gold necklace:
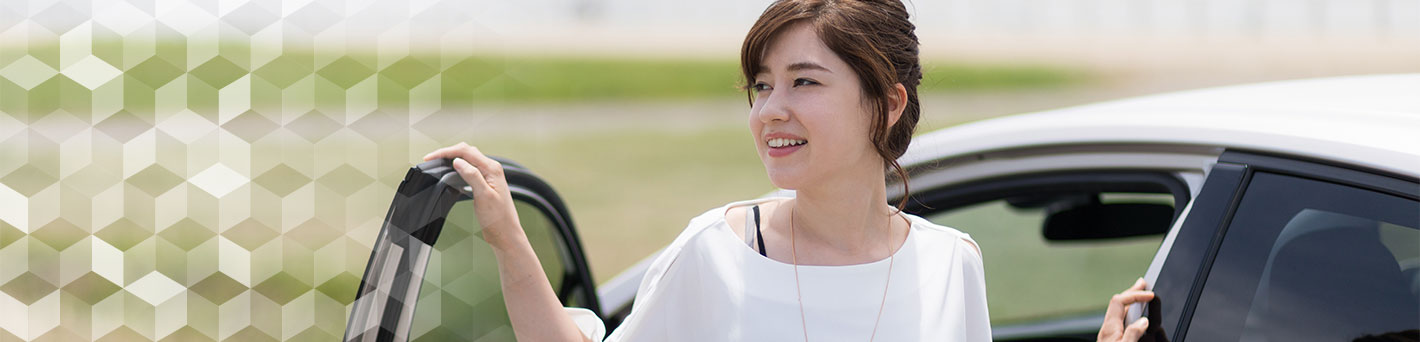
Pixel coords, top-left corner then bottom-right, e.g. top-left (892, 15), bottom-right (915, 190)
top-left (789, 203), bottom-right (896, 342)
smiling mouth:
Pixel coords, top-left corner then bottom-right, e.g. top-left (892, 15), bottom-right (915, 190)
top-left (767, 138), bottom-right (807, 148)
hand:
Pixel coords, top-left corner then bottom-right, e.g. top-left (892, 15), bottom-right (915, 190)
top-left (1098, 278), bottom-right (1156, 342)
top-left (423, 142), bottom-right (523, 249)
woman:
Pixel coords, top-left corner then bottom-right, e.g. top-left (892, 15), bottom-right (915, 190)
top-left (423, 0), bottom-right (1155, 341)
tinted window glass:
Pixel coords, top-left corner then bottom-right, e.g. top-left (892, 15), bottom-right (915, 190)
top-left (926, 193), bottom-right (1170, 324)
top-left (1186, 172), bottom-right (1420, 342)
top-left (407, 200), bottom-right (572, 341)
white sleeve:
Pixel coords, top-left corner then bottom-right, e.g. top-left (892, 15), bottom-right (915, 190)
top-left (565, 307), bottom-right (607, 341)
top-left (602, 210), bottom-right (723, 341)
top-left (563, 245), bottom-right (684, 342)
top-left (600, 242), bottom-right (689, 341)
top-left (562, 246), bottom-right (685, 342)
top-left (958, 235), bottom-right (993, 342)
top-left (569, 207), bottom-right (718, 341)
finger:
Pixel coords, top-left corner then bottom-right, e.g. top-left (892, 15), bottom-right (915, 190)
top-left (1122, 317), bottom-right (1149, 341)
top-left (1103, 288), bottom-right (1154, 330)
top-left (1118, 291), bottom-right (1156, 305)
top-left (1105, 291), bottom-right (1155, 324)
top-left (460, 148), bottom-right (503, 178)
top-left (1129, 278), bottom-right (1148, 291)
top-left (423, 142), bottom-right (471, 161)
top-left (1102, 293), bottom-right (1127, 331)
top-left (451, 158), bottom-right (492, 195)
top-left (424, 144), bottom-right (501, 179)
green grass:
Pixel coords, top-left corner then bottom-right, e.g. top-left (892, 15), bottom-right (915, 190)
top-left (4, 39), bottom-right (1089, 114)
top-left (464, 125), bottom-right (773, 283)
top-left (920, 63), bottom-right (1088, 91)
top-left (475, 56), bottom-right (744, 103)
top-left (463, 56), bottom-right (1088, 103)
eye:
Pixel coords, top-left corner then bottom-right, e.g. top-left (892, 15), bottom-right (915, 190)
top-left (751, 82), bottom-right (771, 92)
top-left (793, 78), bottom-right (819, 87)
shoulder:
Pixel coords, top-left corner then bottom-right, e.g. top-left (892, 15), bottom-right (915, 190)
top-left (902, 212), bottom-right (983, 259)
top-left (642, 199), bottom-right (772, 275)
top-left (629, 199), bottom-right (771, 302)
top-left (607, 202), bottom-right (744, 340)
top-left (723, 197), bottom-right (787, 240)
top-left (661, 204), bottom-right (734, 256)
top-left (900, 216), bottom-right (994, 340)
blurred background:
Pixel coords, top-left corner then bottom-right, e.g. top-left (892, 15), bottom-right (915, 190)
top-left (1, 0), bottom-right (1417, 340)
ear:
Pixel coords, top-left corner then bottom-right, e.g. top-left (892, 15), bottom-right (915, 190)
top-left (886, 83), bottom-right (908, 128)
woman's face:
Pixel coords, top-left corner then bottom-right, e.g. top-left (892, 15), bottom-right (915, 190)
top-left (749, 22), bottom-right (881, 190)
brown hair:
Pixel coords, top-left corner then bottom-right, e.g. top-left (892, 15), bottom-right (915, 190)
top-left (740, 0), bottom-right (922, 210)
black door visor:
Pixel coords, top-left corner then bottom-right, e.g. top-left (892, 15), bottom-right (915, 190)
top-left (343, 158), bottom-right (469, 342)
top-left (342, 157), bottom-right (601, 341)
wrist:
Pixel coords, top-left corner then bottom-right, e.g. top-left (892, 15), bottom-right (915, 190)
top-left (484, 226), bottom-right (529, 254)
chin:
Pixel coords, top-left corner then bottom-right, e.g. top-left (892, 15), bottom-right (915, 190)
top-left (763, 166), bottom-right (808, 191)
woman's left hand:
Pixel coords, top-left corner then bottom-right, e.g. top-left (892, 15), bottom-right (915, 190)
top-left (1098, 278), bottom-right (1155, 342)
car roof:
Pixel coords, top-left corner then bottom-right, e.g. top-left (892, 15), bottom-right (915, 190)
top-left (901, 73), bottom-right (1420, 178)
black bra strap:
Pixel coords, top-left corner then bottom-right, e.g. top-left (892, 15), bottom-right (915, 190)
top-left (752, 205), bottom-right (766, 257)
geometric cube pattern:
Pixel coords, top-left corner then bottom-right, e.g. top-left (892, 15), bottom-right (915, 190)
top-left (405, 201), bottom-right (569, 342)
top-left (0, 0), bottom-right (515, 340)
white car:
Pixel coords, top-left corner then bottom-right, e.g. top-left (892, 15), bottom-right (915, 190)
top-left (344, 74), bottom-right (1420, 342)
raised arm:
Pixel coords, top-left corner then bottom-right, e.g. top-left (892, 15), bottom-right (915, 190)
top-left (424, 143), bottom-right (593, 342)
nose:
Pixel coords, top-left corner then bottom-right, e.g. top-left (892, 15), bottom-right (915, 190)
top-left (753, 88), bottom-right (790, 124)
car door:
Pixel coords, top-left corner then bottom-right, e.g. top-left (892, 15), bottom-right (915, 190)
top-left (342, 158), bottom-right (599, 342)
top-left (900, 167), bottom-right (1193, 341)
top-left (1147, 151), bottom-right (1420, 342)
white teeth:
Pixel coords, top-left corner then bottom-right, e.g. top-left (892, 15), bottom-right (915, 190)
top-left (767, 138), bottom-right (807, 148)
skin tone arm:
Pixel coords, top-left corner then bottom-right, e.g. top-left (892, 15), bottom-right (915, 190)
top-left (424, 143), bottom-right (593, 342)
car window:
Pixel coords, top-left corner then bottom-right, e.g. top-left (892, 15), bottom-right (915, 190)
top-left (407, 200), bottom-right (575, 341)
top-left (925, 192), bottom-right (1171, 325)
top-left (1184, 172), bottom-right (1420, 342)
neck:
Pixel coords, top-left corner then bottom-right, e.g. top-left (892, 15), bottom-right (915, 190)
top-left (789, 165), bottom-right (895, 255)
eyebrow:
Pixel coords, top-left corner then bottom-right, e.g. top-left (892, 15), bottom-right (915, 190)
top-left (757, 61), bottom-right (833, 77)
top-left (786, 62), bottom-right (831, 73)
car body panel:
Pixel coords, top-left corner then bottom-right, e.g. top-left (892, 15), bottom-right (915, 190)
top-left (900, 74), bottom-right (1420, 179)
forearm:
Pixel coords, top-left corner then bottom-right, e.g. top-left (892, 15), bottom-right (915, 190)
top-left (491, 231), bottom-right (593, 342)
top-left (420, 145), bottom-right (593, 341)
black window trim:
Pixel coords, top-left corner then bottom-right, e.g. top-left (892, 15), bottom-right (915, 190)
top-left (901, 170), bottom-right (1192, 220)
top-left (1220, 150), bottom-right (1420, 201)
top-left (1168, 150), bottom-right (1420, 341)
top-left (1161, 162), bottom-right (1250, 342)
top-left (500, 161), bottom-right (602, 317)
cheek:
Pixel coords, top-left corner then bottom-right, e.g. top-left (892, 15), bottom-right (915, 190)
top-left (816, 120), bottom-right (866, 156)
top-left (748, 109), bottom-right (766, 152)
top-left (813, 97), bottom-right (875, 150)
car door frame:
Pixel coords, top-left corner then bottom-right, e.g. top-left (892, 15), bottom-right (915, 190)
top-left (343, 158), bottom-right (600, 342)
top-left (901, 169), bottom-right (1192, 341)
top-left (1146, 149), bottom-right (1420, 342)
top-left (502, 161), bottom-right (601, 310)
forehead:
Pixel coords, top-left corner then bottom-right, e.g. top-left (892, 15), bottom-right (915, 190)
top-left (758, 22), bottom-right (843, 73)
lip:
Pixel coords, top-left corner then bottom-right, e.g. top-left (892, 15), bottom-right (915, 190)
top-left (763, 132), bottom-right (807, 158)
top-left (767, 143), bottom-right (804, 157)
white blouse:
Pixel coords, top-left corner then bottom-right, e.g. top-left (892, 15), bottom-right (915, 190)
top-left (566, 198), bottom-right (992, 341)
